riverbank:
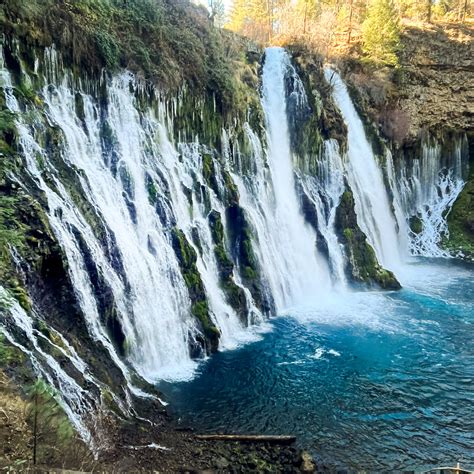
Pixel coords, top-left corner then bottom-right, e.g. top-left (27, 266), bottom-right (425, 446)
top-left (0, 370), bottom-right (313, 472)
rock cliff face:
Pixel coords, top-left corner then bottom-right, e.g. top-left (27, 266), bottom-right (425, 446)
top-left (1, 2), bottom-right (473, 469)
top-left (341, 22), bottom-right (473, 145)
top-left (398, 22), bottom-right (473, 141)
top-left (340, 21), bottom-right (473, 259)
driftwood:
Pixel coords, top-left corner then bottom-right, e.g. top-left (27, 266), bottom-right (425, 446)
top-left (195, 435), bottom-right (296, 445)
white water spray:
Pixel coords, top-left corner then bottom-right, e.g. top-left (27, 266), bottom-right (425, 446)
top-left (231, 48), bottom-right (331, 311)
top-left (391, 140), bottom-right (466, 256)
top-left (325, 68), bottom-right (404, 272)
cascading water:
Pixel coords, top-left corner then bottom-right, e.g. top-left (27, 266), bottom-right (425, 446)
top-left (43, 73), bottom-right (201, 382)
top-left (229, 47), bottom-right (331, 312)
top-left (1, 44), bottom-right (268, 394)
top-left (154, 132), bottom-right (263, 348)
top-left (324, 68), bottom-right (404, 273)
top-left (0, 286), bottom-right (96, 445)
top-left (326, 67), bottom-right (468, 270)
top-left (297, 140), bottom-right (347, 287)
top-left (388, 139), bottom-right (468, 257)
top-left (1, 39), bottom-right (470, 455)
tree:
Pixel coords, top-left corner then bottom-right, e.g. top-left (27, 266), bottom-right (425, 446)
top-left (227, 0), bottom-right (285, 43)
top-left (294, 0), bottom-right (319, 35)
top-left (362, 0), bottom-right (401, 66)
top-left (209, 0), bottom-right (226, 27)
top-left (426, 0), bottom-right (433, 22)
top-left (26, 378), bottom-right (74, 465)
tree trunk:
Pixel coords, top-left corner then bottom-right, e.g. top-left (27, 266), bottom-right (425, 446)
top-left (427, 0), bottom-right (432, 23)
top-left (347, 0), bottom-right (354, 44)
top-left (195, 434), bottom-right (296, 444)
top-left (303, 0), bottom-right (308, 35)
top-left (33, 392), bottom-right (38, 465)
top-left (267, 0), bottom-right (273, 43)
top-left (461, 0), bottom-right (468, 21)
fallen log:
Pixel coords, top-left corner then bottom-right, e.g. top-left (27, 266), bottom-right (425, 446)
top-left (195, 435), bottom-right (296, 444)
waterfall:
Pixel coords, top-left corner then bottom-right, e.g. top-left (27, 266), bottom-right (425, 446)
top-left (0, 287), bottom-right (99, 448)
top-left (1, 41), bottom-right (470, 447)
top-left (325, 68), bottom-right (404, 272)
top-left (1, 46), bottom-right (265, 392)
top-left (230, 47), bottom-right (331, 312)
top-left (155, 133), bottom-right (263, 348)
top-left (298, 140), bottom-right (347, 287)
top-left (388, 139), bottom-right (467, 257)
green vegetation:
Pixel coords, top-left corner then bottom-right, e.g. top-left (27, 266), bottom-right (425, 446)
top-left (0, 105), bottom-right (33, 311)
top-left (445, 161), bottom-right (474, 259)
top-left (226, 203), bottom-right (266, 310)
top-left (362, 0), bottom-right (401, 66)
top-left (202, 153), bottom-right (220, 195)
top-left (0, 0), bottom-right (259, 113)
top-left (26, 378), bottom-right (74, 465)
top-left (227, 0), bottom-right (471, 73)
top-left (171, 227), bottom-right (220, 349)
top-left (0, 333), bottom-right (16, 366)
top-left (0, 196), bottom-right (26, 272)
top-left (208, 210), bottom-right (247, 319)
top-left (336, 190), bottom-right (401, 290)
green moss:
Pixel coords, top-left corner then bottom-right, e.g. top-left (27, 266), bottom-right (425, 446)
top-left (191, 301), bottom-right (220, 339)
top-left (1, 0), bottom-right (262, 118)
top-left (225, 203), bottom-right (267, 311)
top-left (0, 195), bottom-right (30, 308)
top-left (201, 153), bottom-right (220, 195)
top-left (343, 228), bottom-right (353, 240)
top-left (288, 47), bottom-right (348, 165)
top-left (145, 174), bottom-right (158, 205)
top-left (222, 170), bottom-right (239, 206)
top-left (208, 210), bottom-right (247, 318)
top-left (445, 162), bottom-right (474, 260)
top-left (171, 227), bottom-right (219, 351)
top-left (409, 215), bottom-right (423, 235)
top-left (0, 333), bottom-right (17, 366)
top-left (14, 81), bottom-right (37, 103)
top-left (336, 189), bottom-right (401, 290)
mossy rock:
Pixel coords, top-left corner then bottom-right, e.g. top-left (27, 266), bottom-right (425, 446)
top-left (202, 153), bottom-right (220, 196)
top-left (409, 215), bottom-right (423, 235)
top-left (445, 148), bottom-right (474, 260)
top-left (208, 210), bottom-right (247, 320)
top-left (225, 204), bottom-right (272, 313)
top-left (336, 189), bottom-right (401, 290)
top-left (171, 227), bottom-right (220, 352)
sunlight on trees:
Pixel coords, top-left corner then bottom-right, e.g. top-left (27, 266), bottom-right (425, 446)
top-left (226, 0), bottom-right (471, 56)
top-left (362, 0), bottom-right (401, 66)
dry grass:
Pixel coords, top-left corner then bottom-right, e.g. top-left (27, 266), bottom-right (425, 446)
top-left (0, 371), bottom-right (32, 470)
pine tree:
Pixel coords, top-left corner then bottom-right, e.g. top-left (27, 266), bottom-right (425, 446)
top-left (26, 379), bottom-right (74, 465)
top-left (362, 0), bottom-right (401, 66)
top-left (227, 0), bottom-right (283, 42)
top-left (295, 0), bottom-right (319, 34)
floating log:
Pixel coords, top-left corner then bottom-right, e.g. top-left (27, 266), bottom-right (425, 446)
top-left (195, 435), bottom-right (296, 444)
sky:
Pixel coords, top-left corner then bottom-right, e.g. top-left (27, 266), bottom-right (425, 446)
top-left (193, 0), bottom-right (233, 14)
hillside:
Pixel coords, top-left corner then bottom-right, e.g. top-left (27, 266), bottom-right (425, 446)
top-left (0, 1), bottom-right (473, 472)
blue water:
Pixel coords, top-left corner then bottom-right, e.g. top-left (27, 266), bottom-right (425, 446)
top-left (160, 260), bottom-right (474, 471)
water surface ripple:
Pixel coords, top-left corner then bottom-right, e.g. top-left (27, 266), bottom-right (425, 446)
top-left (161, 260), bottom-right (474, 471)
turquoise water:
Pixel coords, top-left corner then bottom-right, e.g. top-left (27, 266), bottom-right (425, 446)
top-left (161, 260), bottom-right (474, 471)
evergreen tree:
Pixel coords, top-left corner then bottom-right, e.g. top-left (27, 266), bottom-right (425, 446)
top-left (26, 379), bottom-right (74, 465)
top-left (362, 0), bottom-right (401, 66)
top-left (227, 0), bottom-right (286, 43)
top-left (295, 0), bottom-right (319, 34)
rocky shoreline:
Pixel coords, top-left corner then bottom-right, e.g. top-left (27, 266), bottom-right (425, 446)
top-left (1, 368), bottom-right (316, 472)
